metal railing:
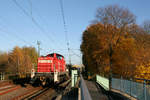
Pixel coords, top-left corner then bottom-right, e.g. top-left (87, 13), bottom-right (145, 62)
top-left (96, 75), bottom-right (109, 91)
top-left (96, 74), bottom-right (150, 100)
top-left (80, 75), bottom-right (92, 100)
top-left (111, 77), bottom-right (150, 100)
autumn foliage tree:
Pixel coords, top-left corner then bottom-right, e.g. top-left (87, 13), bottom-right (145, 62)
top-left (81, 23), bottom-right (137, 78)
top-left (81, 5), bottom-right (150, 79)
top-left (0, 46), bottom-right (38, 77)
top-left (128, 24), bottom-right (150, 79)
top-left (0, 52), bottom-right (8, 72)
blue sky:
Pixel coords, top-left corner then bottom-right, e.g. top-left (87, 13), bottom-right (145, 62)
top-left (0, 0), bottom-right (149, 64)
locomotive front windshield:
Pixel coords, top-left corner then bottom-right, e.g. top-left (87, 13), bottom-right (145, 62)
top-left (46, 53), bottom-right (64, 60)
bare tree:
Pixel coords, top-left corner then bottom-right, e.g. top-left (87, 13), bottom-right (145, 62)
top-left (143, 20), bottom-right (150, 34)
top-left (94, 5), bottom-right (136, 28)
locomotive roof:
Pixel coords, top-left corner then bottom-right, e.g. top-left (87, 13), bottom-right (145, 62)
top-left (46, 53), bottom-right (64, 58)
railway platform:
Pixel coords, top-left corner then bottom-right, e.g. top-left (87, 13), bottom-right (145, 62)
top-left (79, 75), bottom-right (109, 100)
top-left (79, 75), bottom-right (132, 100)
top-left (85, 80), bottom-right (108, 100)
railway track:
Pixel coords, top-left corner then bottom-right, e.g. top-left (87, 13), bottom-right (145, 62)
top-left (0, 85), bottom-right (21, 95)
top-left (11, 86), bottom-right (43, 100)
top-left (12, 85), bottom-right (62, 100)
top-left (16, 79), bottom-right (71, 100)
top-left (0, 78), bottom-right (71, 100)
top-left (21, 87), bottom-right (50, 100)
top-left (0, 80), bottom-right (13, 88)
top-left (0, 85), bottom-right (16, 91)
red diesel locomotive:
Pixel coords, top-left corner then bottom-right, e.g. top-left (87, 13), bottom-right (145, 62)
top-left (38, 53), bottom-right (66, 73)
top-left (31, 53), bottom-right (67, 86)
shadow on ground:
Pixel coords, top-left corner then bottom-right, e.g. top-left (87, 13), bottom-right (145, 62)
top-left (61, 88), bottom-right (78, 100)
top-left (95, 82), bottom-right (130, 100)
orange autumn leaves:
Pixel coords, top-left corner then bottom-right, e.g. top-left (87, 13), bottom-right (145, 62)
top-left (0, 46), bottom-right (38, 76)
top-left (81, 23), bottom-right (150, 79)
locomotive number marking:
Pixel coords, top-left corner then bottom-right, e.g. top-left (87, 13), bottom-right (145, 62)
top-left (38, 60), bottom-right (52, 63)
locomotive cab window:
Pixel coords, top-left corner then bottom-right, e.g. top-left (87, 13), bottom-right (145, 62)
top-left (46, 54), bottom-right (54, 57)
top-left (56, 54), bottom-right (64, 60)
top-left (57, 55), bottom-right (62, 60)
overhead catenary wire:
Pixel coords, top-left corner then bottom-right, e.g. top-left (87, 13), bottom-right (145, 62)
top-left (28, 0), bottom-right (32, 17)
top-left (13, 0), bottom-right (64, 50)
top-left (0, 15), bottom-right (34, 46)
top-left (12, 0), bottom-right (55, 43)
top-left (59, 0), bottom-right (71, 64)
top-left (11, 0), bottom-right (75, 63)
top-left (59, 0), bottom-right (69, 43)
top-left (70, 49), bottom-right (82, 65)
top-left (70, 49), bottom-right (81, 58)
top-left (28, 0), bottom-right (66, 50)
top-left (28, 1), bottom-right (49, 32)
top-left (0, 31), bottom-right (18, 46)
top-left (0, 26), bottom-right (33, 46)
top-left (28, 0), bottom-right (50, 33)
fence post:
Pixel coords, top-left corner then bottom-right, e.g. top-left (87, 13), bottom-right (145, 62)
top-left (0, 72), bottom-right (2, 80)
top-left (120, 76), bottom-right (122, 91)
top-left (109, 75), bottom-right (112, 90)
top-left (2, 73), bottom-right (4, 80)
top-left (130, 78), bottom-right (132, 97)
top-left (122, 77), bottom-right (124, 92)
top-left (144, 80), bottom-right (147, 100)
